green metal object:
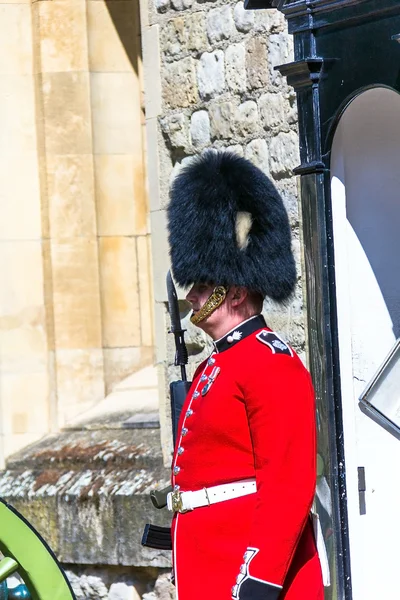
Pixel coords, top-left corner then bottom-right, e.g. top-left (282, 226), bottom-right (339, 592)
top-left (0, 498), bottom-right (75, 600)
top-left (0, 559), bottom-right (18, 583)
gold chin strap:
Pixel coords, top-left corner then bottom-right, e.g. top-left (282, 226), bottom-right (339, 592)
top-left (190, 286), bottom-right (228, 325)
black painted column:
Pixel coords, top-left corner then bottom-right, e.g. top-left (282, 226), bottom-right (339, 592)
top-left (276, 57), bottom-right (351, 600)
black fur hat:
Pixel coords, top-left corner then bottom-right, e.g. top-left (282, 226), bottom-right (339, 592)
top-left (167, 150), bottom-right (296, 301)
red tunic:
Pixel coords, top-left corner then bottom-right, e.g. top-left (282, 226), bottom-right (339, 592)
top-left (171, 315), bottom-right (324, 600)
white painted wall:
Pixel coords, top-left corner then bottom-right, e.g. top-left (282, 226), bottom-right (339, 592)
top-left (331, 87), bottom-right (400, 600)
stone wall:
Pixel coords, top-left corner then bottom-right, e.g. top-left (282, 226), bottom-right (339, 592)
top-left (140, 0), bottom-right (304, 462)
top-left (0, 0), bottom-right (154, 463)
top-left (66, 568), bottom-right (174, 600)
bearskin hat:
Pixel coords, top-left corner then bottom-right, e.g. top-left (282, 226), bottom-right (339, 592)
top-left (167, 150), bottom-right (296, 301)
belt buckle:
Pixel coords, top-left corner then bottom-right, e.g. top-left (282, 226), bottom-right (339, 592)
top-left (171, 490), bottom-right (185, 513)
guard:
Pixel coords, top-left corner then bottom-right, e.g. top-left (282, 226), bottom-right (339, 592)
top-left (167, 150), bottom-right (324, 600)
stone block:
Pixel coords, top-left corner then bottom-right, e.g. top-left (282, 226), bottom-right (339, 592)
top-left (154, 0), bottom-right (170, 13)
top-left (197, 50), bottom-right (225, 100)
top-left (0, 75), bottom-right (37, 156)
top-left (56, 348), bottom-right (105, 425)
top-left (51, 238), bottom-right (102, 349)
top-left (160, 113), bottom-right (188, 149)
top-left (269, 33), bottom-right (294, 86)
top-left (41, 72), bottom-right (92, 155)
top-left (109, 582), bottom-right (141, 600)
top-left (103, 346), bottom-right (153, 393)
top-left (150, 210), bottom-right (170, 303)
top-left (269, 130), bottom-right (299, 177)
top-left (87, 1), bottom-right (139, 72)
top-left (90, 72), bottom-right (142, 154)
top-left (67, 572), bottom-right (109, 599)
top-left (7, 495), bottom-right (59, 555)
top-left (209, 102), bottom-right (234, 139)
top-left (259, 92), bottom-right (285, 130)
top-left (161, 17), bottom-right (186, 57)
top-left (190, 110), bottom-right (210, 148)
top-left (0, 4), bottom-right (33, 75)
top-left (0, 240), bottom-right (45, 315)
top-left (34, 1), bottom-right (88, 73)
top-left (163, 57), bottom-right (198, 108)
top-left (246, 37), bottom-right (268, 90)
top-left (187, 12), bottom-right (207, 53)
top-left (234, 1), bottom-right (254, 33)
top-left (235, 100), bottom-right (258, 136)
top-left (95, 154), bottom-right (148, 237)
top-left (145, 117), bottom-right (161, 211)
top-left (171, 0), bottom-right (193, 10)
top-left (245, 139), bottom-right (269, 174)
top-left (59, 490), bottom-right (118, 564)
top-left (206, 6), bottom-right (235, 44)
top-left (137, 235), bottom-right (154, 347)
top-left (226, 144), bottom-right (244, 157)
top-left (0, 372), bottom-right (50, 436)
top-left (254, 9), bottom-right (285, 33)
top-left (276, 178), bottom-right (300, 227)
top-left (98, 236), bottom-right (141, 347)
top-left (142, 25), bottom-right (162, 119)
top-left (47, 154), bottom-right (97, 239)
top-left (225, 43), bottom-right (246, 93)
top-left (0, 154), bottom-right (41, 240)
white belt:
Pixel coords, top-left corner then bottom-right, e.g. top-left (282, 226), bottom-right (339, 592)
top-left (167, 479), bottom-right (256, 513)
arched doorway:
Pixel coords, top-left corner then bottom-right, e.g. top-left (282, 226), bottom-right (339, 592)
top-left (331, 87), bottom-right (400, 599)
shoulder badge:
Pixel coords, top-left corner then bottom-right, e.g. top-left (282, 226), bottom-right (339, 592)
top-left (256, 330), bottom-right (293, 357)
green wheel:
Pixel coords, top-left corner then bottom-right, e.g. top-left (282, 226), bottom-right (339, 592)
top-left (0, 498), bottom-right (75, 600)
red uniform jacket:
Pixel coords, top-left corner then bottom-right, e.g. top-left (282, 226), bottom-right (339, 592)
top-left (171, 315), bottom-right (323, 600)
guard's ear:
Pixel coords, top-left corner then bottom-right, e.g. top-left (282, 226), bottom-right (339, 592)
top-left (231, 286), bottom-right (248, 307)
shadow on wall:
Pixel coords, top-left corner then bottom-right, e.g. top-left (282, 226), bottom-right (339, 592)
top-left (105, 0), bottom-right (142, 76)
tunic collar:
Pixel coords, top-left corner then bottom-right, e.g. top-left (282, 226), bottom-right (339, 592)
top-left (213, 314), bottom-right (266, 353)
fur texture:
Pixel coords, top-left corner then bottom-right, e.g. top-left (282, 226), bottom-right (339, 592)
top-left (167, 150), bottom-right (296, 301)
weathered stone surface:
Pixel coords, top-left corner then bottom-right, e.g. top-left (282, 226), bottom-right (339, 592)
top-left (171, 0), bottom-right (193, 11)
top-left (190, 110), bottom-right (210, 148)
top-left (143, 573), bottom-right (175, 600)
top-left (1, 428), bottom-right (171, 568)
top-left (108, 581), bottom-right (141, 600)
top-left (235, 100), bottom-right (258, 136)
top-left (163, 57), bottom-right (198, 108)
top-left (245, 138), bottom-right (269, 174)
top-left (160, 113), bottom-right (188, 149)
top-left (259, 92), bottom-right (285, 130)
top-left (246, 37), bottom-right (268, 89)
top-left (187, 12), bottom-right (208, 53)
top-left (277, 178), bottom-right (300, 226)
top-left (226, 144), bottom-right (244, 157)
top-left (225, 43), bottom-right (246, 93)
top-left (254, 9), bottom-right (285, 33)
top-left (197, 50), bottom-right (225, 100)
top-left (65, 567), bottom-right (169, 600)
top-left (161, 18), bottom-right (186, 57)
top-left (269, 33), bottom-right (293, 85)
top-left (233, 1), bottom-right (254, 33)
top-left (269, 130), bottom-right (299, 177)
top-left (207, 6), bottom-right (235, 44)
top-left (209, 102), bottom-right (235, 139)
top-left (67, 572), bottom-right (109, 599)
top-left (154, 0), bottom-right (170, 13)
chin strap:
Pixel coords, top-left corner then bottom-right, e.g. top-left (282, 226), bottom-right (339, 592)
top-left (190, 286), bottom-right (228, 325)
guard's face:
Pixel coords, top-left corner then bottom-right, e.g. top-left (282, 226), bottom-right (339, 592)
top-left (186, 283), bottom-right (215, 315)
top-left (185, 282), bottom-right (230, 334)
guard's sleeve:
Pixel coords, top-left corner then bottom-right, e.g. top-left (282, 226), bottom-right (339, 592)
top-left (232, 352), bottom-right (317, 600)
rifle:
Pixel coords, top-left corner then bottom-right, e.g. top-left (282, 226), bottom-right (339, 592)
top-left (141, 271), bottom-right (192, 551)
